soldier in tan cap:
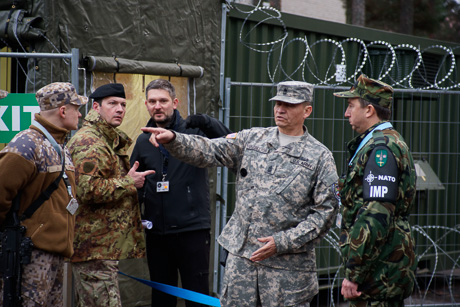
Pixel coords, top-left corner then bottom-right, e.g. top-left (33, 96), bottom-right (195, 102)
top-left (0, 82), bottom-right (86, 306)
top-left (142, 80), bottom-right (339, 306)
top-left (334, 74), bottom-right (417, 306)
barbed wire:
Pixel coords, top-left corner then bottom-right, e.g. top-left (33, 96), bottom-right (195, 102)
top-left (228, 1), bottom-right (460, 90)
top-left (324, 224), bottom-right (460, 305)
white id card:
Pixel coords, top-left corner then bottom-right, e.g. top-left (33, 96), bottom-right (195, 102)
top-left (156, 181), bottom-right (170, 192)
top-left (66, 198), bottom-right (79, 215)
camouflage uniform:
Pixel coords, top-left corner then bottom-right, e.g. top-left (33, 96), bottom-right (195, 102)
top-left (164, 124), bottom-right (339, 306)
top-left (335, 75), bottom-right (417, 304)
top-left (0, 83), bottom-right (87, 306)
top-left (68, 109), bottom-right (145, 262)
top-left (68, 109), bottom-right (145, 306)
top-left (72, 260), bottom-right (121, 306)
top-left (0, 114), bottom-right (75, 306)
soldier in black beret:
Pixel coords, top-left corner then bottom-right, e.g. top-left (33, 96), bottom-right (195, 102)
top-left (88, 83), bottom-right (126, 101)
top-left (68, 82), bottom-right (154, 306)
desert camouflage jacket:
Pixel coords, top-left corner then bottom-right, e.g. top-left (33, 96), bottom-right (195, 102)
top-left (68, 109), bottom-right (145, 262)
top-left (165, 126), bottom-right (339, 271)
top-left (338, 121), bottom-right (417, 301)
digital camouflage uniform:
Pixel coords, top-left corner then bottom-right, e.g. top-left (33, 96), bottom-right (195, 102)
top-left (68, 109), bottom-right (145, 306)
top-left (164, 125), bottom-right (339, 306)
top-left (335, 75), bottom-right (417, 305)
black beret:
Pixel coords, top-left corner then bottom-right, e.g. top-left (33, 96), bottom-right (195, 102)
top-left (89, 83), bottom-right (126, 100)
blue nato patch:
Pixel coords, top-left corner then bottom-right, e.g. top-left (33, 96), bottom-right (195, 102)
top-left (363, 144), bottom-right (398, 203)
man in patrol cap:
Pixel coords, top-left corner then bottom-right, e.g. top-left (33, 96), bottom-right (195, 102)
top-left (68, 83), bottom-right (154, 306)
top-left (0, 82), bottom-right (86, 306)
top-left (334, 74), bottom-right (417, 306)
top-left (141, 80), bottom-right (339, 306)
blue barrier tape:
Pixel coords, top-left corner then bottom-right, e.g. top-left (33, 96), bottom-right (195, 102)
top-left (118, 271), bottom-right (221, 307)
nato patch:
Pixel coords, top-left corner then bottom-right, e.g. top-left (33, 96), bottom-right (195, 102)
top-left (363, 144), bottom-right (398, 203)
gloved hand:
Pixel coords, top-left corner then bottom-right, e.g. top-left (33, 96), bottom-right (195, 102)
top-left (185, 114), bottom-right (208, 129)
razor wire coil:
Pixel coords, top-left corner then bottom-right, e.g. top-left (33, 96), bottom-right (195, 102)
top-left (230, 1), bottom-right (460, 90)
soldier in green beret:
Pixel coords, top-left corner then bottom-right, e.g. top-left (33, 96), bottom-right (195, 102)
top-left (334, 74), bottom-right (417, 306)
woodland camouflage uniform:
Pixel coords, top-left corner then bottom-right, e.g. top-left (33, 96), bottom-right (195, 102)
top-left (335, 75), bottom-right (417, 304)
top-left (68, 109), bottom-right (145, 262)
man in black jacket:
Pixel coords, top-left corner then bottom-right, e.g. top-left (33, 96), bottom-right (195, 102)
top-left (130, 79), bottom-right (231, 306)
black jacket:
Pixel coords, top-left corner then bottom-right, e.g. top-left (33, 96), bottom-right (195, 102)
top-left (130, 110), bottom-right (231, 234)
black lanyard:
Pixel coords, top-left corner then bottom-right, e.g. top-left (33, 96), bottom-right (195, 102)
top-left (158, 144), bottom-right (169, 181)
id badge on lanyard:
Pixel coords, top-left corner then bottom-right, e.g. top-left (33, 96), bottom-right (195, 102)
top-left (157, 144), bottom-right (170, 193)
top-left (63, 172), bottom-right (79, 215)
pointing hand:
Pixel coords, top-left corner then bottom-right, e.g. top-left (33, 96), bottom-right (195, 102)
top-left (129, 161), bottom-right (155, 188)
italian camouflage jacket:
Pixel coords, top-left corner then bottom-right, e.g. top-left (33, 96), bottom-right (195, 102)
top-left (338, 121), bottom-right (417, 301)
top-left (164, 126), bottom-right (339, 272)
top-left (68, 109), bottom-right (145, 262)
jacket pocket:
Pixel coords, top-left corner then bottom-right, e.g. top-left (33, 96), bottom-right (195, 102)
top-left (30, 223), bottom-right (44, 239)
top-left (339, 231), bottom-right (350, 263)
top-left (283, 276), bottom-right (318, 306)
top-left (275, 168), bottom-right (310, 205)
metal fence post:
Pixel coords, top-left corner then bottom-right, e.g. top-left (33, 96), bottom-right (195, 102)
top-left (71, 48), bottom-right (79, 92)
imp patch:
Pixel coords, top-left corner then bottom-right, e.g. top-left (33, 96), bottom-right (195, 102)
top-left (363, 144), bottom-right (398, 203)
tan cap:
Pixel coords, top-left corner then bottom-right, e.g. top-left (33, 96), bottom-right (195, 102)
top-left (36, 82), bottom-right (88, 111)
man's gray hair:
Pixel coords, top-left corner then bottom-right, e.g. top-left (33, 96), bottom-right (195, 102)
top-left (145, 79), bottom-right (176, 100)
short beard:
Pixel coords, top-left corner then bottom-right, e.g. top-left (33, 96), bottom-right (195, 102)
top-left (154, 113), bottom-right (174, 128)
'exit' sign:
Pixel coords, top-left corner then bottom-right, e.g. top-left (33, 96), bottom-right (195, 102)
top-left (0, 93), bottom-right (40, 143)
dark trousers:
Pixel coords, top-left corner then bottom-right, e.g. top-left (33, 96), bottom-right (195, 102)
top-left (146, 229), bottom-right (210, 307)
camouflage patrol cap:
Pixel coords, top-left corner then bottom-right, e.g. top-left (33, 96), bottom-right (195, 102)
top-left (36, 82), bottom-right (88, 111)
top-left (333, 74), bottom-right (393, 109)
top-left (0, 90), bottom-right (8, 99)
top-left (269, 81), bottom-right (314, 104)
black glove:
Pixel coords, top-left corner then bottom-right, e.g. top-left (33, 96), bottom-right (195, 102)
top-left (185, 114), bottom-right (208, 129)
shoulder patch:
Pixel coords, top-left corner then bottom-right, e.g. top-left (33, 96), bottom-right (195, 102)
top-left (363, 144), bottom-right (398, 203)
top-left (83, 161), bottom-right (96, 174)
top-left (375, 149), bottom-right (388, 167)
top-left (333, 182), bottom-right (341, 202)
